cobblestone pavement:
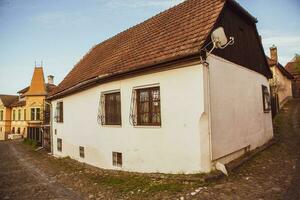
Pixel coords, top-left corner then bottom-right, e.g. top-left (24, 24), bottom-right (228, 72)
top-left (0, 140), bottom-right (83, 200)
top-left (188, 99), bottom-right (300, 200)
top-left (0, 99), bottom-right (299, 200)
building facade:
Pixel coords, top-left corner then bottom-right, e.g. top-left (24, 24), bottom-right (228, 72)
top-left (49, 0), bottom-right (273, 174)
top-left (267, 46), bottom-right (294, 116)
top-left (286, 54), bottom-right (300, 98)
top-left (0, 67), bottom-right (55, 150)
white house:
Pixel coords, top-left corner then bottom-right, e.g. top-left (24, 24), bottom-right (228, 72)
top-left (48, 0), bottom-right (274, 174)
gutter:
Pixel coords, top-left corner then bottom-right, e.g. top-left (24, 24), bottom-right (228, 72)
top-left (48, 53), bottom-right (201, 100)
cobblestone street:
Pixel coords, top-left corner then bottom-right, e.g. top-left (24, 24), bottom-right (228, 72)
top-left (0, 99), bottom-right (299, 200)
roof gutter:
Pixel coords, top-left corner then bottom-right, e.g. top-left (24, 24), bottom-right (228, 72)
top-left (47, 53), bottom-right (201, 100)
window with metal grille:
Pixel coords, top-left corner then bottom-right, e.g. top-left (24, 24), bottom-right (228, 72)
top-left (102, 92), bottom-right (121, 125)
top-left (57, 138), bottom-right (62, 152)
top-left (55, 102), bottom-right (64, 123)
top-left (112, 152), bottom-right (122, 167)
top-left (136, 87), bottom-right (161, 126)
top-left (79, 146), bottom-right (85, 158)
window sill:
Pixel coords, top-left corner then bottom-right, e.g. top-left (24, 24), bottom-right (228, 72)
top-left (102, 125), bottom-right (122, 128)
top-left (134, 125), bottom-right (162, 129)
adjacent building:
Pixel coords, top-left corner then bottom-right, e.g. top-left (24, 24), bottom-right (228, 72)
top-left (286, 54), bottom-right (300, 98)
top-left (48, 0), bottom-right (274, 174)
top-left (0, 95), bottom-right (18, 140)
top-left (0, 67), bottom-right (55, 150)
top-left (267, 45), bottom-right (294, 116)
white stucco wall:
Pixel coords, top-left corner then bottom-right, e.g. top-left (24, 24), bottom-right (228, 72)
top-left (52, 64), bottom-right (207, 174)
top-left (209, 55), bottom-right (274, 161)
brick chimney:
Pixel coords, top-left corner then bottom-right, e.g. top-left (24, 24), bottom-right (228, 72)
top-left (270, 45), bottom-right (278, 63)
top-left (47, 75), bottom-right (54, 84)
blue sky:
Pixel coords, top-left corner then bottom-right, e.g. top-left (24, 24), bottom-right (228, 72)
top-left (0, 0), bottom-right (299, 95)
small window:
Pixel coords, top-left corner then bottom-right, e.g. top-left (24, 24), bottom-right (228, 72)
top-left (136, 87), bottom-right (161, 126)
top-left (57, 138), bottom-right (62, 152)
top-left (0, 127), bottom-right (2, 132)
top-left (262, 85), bottom-right (271, 113)
top-left (79, 146), bottom-right (85, 158)
top-left (24, 109), bottom-right (26, 121)
top-left (18, 109), bottom-right (21, 121)
top-left (13, 110), bottom-right (16, 121)
top-left (55, 102), bottom-right (64, 123)
top-left (0, 110), bottom-right (3, 121)
top-left (112, 152), bottom-right (122, 167)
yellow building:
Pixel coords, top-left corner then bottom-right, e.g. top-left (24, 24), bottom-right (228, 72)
top-left (0, 67), bottom-right (55, 147)
top-left (0, 95), bottom-right (18, 140)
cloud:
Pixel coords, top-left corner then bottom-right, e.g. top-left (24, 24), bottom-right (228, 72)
top-left (105, 0), bottom-right (184, 9)
top-left (260, 29), bottom-right (300, 65)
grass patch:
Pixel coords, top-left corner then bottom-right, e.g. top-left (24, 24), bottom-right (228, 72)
top-left (23, 138), bottom-right (37, 148)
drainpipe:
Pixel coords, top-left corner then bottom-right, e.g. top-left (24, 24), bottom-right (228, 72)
top-left (44, 100), bottom-right (53, 154)
top-left (199, 51), bottom-right (213, 172)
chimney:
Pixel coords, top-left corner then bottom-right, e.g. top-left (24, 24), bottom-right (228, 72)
top-left (270, 45), bottom-right (278, 63)
top-left (47, 75), bottom-right (54, 84)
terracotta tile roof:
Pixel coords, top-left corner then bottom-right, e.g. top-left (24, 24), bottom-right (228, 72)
top-left (286, 62), bottom-right (300, 76)
top-left (18, 83), bottom-right (56, 95)
top-left (0, 95), bottom-right (18, 107)
top-left (50, 0), bottom-right (226, 98)
top-left (26, 67), bottom-right (47, 96)
top-left (10, 99), bottom-right (26, 107)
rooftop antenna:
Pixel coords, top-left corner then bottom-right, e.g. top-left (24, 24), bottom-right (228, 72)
top-left (35, 60), bottom-right (37, 68)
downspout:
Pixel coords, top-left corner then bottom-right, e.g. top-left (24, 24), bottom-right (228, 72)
top-left (199, 50), bottom-right (213, 172)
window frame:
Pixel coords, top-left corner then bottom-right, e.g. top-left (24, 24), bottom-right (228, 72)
top-left (102, 91), bottom-right (122, 126)
top-left (57, 138), bottom-right (62, 152)
top-left (30, 108), bottom-right (41, 121)
top-left (18, 109), bottom-right (21, 121)
top-left (13, 110), bottom-right (16, 121)
top-left (262, 85), bottom-right (271, 113)
top-left (112, 152), bottom-right (122, 167)
top-left (0, 110), bottom-right (3, 121)
top-left (55, 101), bottom-right (64, 123)
top-left (79, 146), bottom-right (85, 158)
top-left (136, 86), bottom-right (161, 126)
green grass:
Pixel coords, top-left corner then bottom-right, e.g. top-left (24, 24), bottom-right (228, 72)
top-left (23, 138), bottom-right (37, 148)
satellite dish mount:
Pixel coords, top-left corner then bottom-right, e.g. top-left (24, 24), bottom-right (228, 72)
top-left (200, 27), bottom-right (234, 63)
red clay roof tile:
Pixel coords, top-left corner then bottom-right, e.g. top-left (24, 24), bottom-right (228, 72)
top-left (50, 0), bottom-right (226, 97)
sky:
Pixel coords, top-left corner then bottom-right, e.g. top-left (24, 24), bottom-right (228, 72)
top-left (0, 0), bottom-right (299, 95)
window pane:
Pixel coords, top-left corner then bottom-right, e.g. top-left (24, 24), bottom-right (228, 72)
top-left (137, 87), bottom-right (161, 126)
top-left (36, 108), bottom-right (40, 120)
top-left (31, 109), bottom-right (35, 120)
top-left (105, 92), bottom-right (121, 125)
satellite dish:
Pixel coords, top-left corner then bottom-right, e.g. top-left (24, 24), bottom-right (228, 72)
top-left (211, 27), bottom-right (229, 48)
top-left (200, 26), bottom-right (234, 63)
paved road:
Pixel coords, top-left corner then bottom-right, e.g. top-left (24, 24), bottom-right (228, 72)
top-left (0, 140), bottom-right (83, 200)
